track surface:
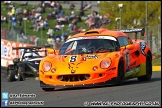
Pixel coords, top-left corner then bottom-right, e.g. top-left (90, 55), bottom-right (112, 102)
top-left (1, 67), bottom-right (161, 107)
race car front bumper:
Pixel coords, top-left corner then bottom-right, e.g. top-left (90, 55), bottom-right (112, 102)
top-left (39, 69), bottom-right (118, 87)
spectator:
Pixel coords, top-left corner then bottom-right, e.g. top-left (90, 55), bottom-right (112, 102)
top-left (57, 3), bottom-right (62, 12)
top-left (78, 8), bottom-right (85, 17)
top-left (15, 7), bottom-right (22, 15)
top-left (44, 20), bottom-right (48, 27)
top-left (55, 23), bottom-right (61, 31)
top-left (85, 16), bottom-right (95, 28)
top-left (83, 2), bottom-right (88, 9)
top-left (57, 16), bottom-right (66, 25)
top-left (36, 19), bottom-right (44, 31)
top-left (11, 14), bottom-right (16, 26)
top-left (76, 15), bottom-right (82, 22)
top-left (44, 1), bottom-right (51, 8)
top-left (30, 35), bottom-right (35, 44)
top-left (78, 27), bottom-right (86, 33)
top-left (47, 27), bottom-right (55, 37)
top-left (50, 1), bottom-right (55, 8)
top-left (1, 15), bottom-right (8, 24)
top-left (23, 7), bottom-right (28, 17)
top-left (7, 9), bottom-right (12, 16)
top-left (36, 5), bottom-right (42, 13)
top-left (34, 36), bottom-right (39, 46)
top-left (33, 21), bottom-right (39, 31)
top-left (84, 2), bottom-right (92, 10)
top-left (11, 7), bottom-right (15, 16)
top-left (47, 36), bottom-right (53, 46)
top-left (39, 3), bottom-right (45, 13)
top-left (69, 11), bottom-right (75, 21)
top-left (92, 10), bottom-right (98, 16)
top-left (73, 25), bottom-right (79, 33)
top-left (69, 3), bottom-right (75, 10)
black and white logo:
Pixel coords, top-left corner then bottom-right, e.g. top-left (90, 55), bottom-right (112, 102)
top-left (140, 42), bottom-right (146, 56)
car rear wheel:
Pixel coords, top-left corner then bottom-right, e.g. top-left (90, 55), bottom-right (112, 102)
top-left (7, 69), bottom-right (16, 82)
top-left (116, 61), bottom-right (125, 86)
top-left (18, 67), bottom-right (26, 81)
top-left (42, 88), bottom-right (55, 91)
top-left (137, 55), bottom-right (152, 81)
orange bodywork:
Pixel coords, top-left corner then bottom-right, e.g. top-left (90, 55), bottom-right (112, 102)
top-left (39, 28), bottom-right (152, 87)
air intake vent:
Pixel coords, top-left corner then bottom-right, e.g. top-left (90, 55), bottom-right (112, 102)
top-left (84, 31), bottom-right (99, 35)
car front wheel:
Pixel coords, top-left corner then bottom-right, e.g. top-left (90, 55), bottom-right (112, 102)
top-left (7, 69), bottom-right (16, 82)
top-left (116, 60), bottom-right (125, 86)
top-left (18, 67), bottom-right (26, 81)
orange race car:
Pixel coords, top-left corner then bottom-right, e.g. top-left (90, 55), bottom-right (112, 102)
top-left (39, 28), bottom-right (152, 91)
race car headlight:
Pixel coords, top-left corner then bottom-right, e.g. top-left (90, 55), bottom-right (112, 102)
top-left (100, 58), bottom-right (111, 69)
top-left (42, 61), bottom-right (52, 72)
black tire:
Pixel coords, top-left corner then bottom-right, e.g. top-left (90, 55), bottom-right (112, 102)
top-left (7, 69), bottom-right (16, 82)
top-left (42, 88), bottom-right (55, 91)
top-left (116, 61), bottom-right (125, 86)
top-left (18, 67), bottom-right (26, 81)
top-left (137, 55), bottom-right (152, 81)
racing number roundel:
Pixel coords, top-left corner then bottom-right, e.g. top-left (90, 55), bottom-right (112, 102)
top-left (69, 56), bottom-right (77, 62)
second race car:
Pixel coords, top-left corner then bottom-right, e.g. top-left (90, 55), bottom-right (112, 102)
top-left (7, 45), bottom-right (52, 82)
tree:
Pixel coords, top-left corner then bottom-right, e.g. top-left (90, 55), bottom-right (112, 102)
top-left (99, 1), bottom-right (161, 29)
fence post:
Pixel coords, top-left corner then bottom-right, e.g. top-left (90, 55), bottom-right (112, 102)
top-left (158, 24), bottom-right (161, 53)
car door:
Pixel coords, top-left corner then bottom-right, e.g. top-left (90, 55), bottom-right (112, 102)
top-left (118, 36), bottom-right (135, 71)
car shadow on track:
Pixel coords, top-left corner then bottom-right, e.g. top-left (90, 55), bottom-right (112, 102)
top-left (52, 77), bottom-right (161, 92)
top-left (123, 77), bottom-right (161, 86)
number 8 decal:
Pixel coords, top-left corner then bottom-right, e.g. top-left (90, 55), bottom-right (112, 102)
top-left (69, 56), bottom-right (77, 62)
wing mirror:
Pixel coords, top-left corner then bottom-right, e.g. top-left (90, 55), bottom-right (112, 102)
top-left (126, 44), bottom-right (134, 50)
top-left (54, 50), bottom-right (59, 55)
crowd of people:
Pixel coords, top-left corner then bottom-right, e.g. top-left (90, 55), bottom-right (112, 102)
top-left (1, 1), bottom-right (110, 49)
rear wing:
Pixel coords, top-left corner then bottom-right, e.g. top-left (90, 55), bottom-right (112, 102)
top-left (12, 45), bottom-right (52, 57)
top-left (12, 45), bottom-right (51, 50)
top-left (120, 28), bottom-right (145, 36)
top-left (120, 28), bottom-right (145, 41)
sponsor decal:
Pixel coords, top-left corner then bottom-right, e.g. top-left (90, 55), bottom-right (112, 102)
top-left (140, 42), bottom-right (146, 56)
top-left (1, 39), bottom-right (45, 67)
top-left (83, 55), bottom-right (98, 61)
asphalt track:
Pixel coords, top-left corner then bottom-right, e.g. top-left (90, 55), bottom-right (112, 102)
top-left (1, 67), bottom-right (161, 107)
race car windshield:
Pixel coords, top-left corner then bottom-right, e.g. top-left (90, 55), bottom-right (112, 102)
top-left (59, 37), bottom-right (120, 55)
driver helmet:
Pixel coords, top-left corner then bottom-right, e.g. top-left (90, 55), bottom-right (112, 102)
top-left (24, 53), bottom-right (33, 60)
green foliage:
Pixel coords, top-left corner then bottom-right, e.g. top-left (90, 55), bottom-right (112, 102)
top-left (99, 1), bottom-right (161, 29)
top-left (152, 58), bottom-right (161, 66)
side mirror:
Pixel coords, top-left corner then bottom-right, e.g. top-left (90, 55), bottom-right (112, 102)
top-left (120, 46), bottom-right (126, 50)
top-left (126, 44), bottom-right (134, 50)
top-left (54, 50), bottom-right (59, 55)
